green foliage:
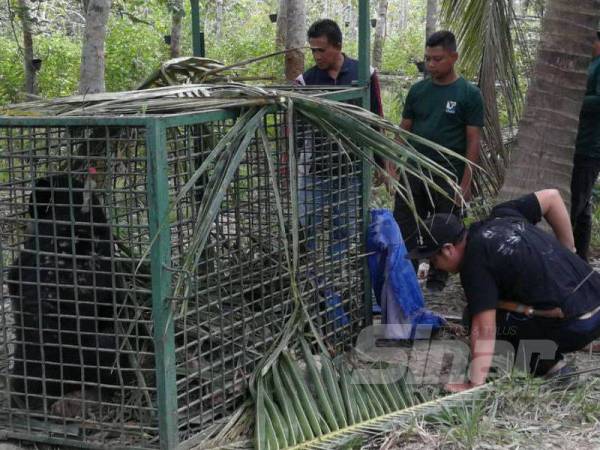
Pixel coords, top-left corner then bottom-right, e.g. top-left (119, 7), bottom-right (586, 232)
top-left (0, 37), bottom-right (23, 104)
top-left (380, 27), bottom-right (423, 76)
top-left (428, 399), bottom-right (487, 448)
top-left (205, 2), bottom-right (283, 79)
top-left (0, 34), bottom-right (81, 103)
top-left (105, 16), bottom-right (170, 92)
top-left (36, 36), bottom-right (81, 98)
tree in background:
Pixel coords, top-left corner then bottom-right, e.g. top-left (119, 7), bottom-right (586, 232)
top-left (16, 0), bottom-right (37, 96)
top-left (79, 0), bottom-right (112, 94)
top-left (169, 0), bottom-right (184, 58)
top-left (275, 0), bottom-right (287, 51)
top-left (372, 0), bottom-right (389, 70)
top-left (215, 0), bottom-right (224, 43)
top-left (500, 0), bottom-right (600, 201)
top-left (425, 0), bottom-right (437, 39)
top-left (285, 0), bottom-right (306, 80)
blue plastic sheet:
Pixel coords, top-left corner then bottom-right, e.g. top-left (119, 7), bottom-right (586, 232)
top-left (367, 209), bottom-right (444, 339)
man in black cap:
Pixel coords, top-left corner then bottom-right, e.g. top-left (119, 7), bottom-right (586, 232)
top-left (408, 189), bottom-right (600, 392)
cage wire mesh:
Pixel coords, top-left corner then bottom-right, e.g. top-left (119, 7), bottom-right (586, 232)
top-left (0, 99), bottom-right (368, 448)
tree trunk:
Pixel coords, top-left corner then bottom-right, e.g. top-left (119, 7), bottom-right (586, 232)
top-left (499, 0), bottom-right (600, 203)
top-left (348, 1), bottom-right (356, 39)
top-left (275, 0), bottom-right (287, 51)
top-left (16, 0), bottom-right (37, 96)
top-left (285, 0), bottom-right (306, 81)
top-left (372, 0), bottom-right (388, 70)
top-left (79, 0), bottom-right (112, 94)
top-left (425, 0), bottom-right (438, 40)
top-left (170, 0), bottom-right (184, 58)
top-left (215, 0), bottom-right (224, 44)
top-left (399, 0), bottom-right (408, 29)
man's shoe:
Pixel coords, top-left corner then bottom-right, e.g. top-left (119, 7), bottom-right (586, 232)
top-left (542, 360), bottom-right (578, 388)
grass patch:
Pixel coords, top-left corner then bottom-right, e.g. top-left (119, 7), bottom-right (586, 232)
top-left (421, 369), bottom-right (600, 449)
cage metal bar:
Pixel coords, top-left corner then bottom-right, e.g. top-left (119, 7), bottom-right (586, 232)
top-left (358, 0), bottom-right (371, 88)
top-left (358, 0), bottom-right (374, 327)
top-left (146, 120), bottom-right (178, 450)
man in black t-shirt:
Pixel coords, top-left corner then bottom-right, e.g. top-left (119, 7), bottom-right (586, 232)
top-left (408, 189), bottom-right (600, 392)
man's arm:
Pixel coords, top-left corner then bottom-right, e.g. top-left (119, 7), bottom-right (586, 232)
top-left (534, 189), bottom-right (576, 251)
top-left (379, 118), bottom-right (412, 188)
top-left (369, 71), bottom-right (384, 118)
top-left (459, 126), bottom-right (481, 202)
top-left (445, 309), bottom-right (496, 392)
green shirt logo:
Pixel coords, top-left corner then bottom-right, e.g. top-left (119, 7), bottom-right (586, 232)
top-left (445, 101), bottom-right (457, 114)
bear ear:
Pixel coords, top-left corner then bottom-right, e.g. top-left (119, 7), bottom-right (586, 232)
top-left (28, 178), bottom-right (53, 219)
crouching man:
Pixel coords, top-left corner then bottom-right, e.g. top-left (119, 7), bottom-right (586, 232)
top-left (407, 189), bottom-right (600, 392)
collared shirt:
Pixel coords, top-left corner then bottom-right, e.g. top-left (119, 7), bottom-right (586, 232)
top-left (295, 54), bottom-right (383, 117)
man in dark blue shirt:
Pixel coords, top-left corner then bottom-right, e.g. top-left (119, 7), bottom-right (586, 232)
top-left (409, 189), bottom-right (600, 392)
top-left (295, 19), bottom-right (385, 260)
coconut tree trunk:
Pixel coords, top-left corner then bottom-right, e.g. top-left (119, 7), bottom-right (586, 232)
top-left (276, 0), bottom-right (287, 51)
top-left (79, 0), bottom-right (112, 94)
top-left (285, 0), bottom-right (306, 81)
top-left (499, 0), bottom-right (600, 202)
top-left (16, 0), bottom-right (37, 96)
top-left (170, 0), bottom-right (184, 57)
top-left (215, 0), bottom-right (224, 43)
top-left (425, 0), bottom-right (438, 40)
top-left (372, 0), bottom-right (388, 70)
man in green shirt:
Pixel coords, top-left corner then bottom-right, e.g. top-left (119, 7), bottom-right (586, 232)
top-left (394, 30), bottom-right (484, 290)
top-left (570, 31), bottom-right (600, 262)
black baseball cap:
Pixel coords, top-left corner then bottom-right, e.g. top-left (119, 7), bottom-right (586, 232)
top-left (406, 213), bottom-right (466, 260)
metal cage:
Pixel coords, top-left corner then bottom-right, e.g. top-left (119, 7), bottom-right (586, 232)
top-left (0, 89), bottom-right (372, 449)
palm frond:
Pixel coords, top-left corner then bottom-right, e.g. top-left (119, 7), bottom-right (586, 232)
top-left (137, 48), bottom-right (307, 90)
top-left (252, 338), bottom-right (497, 450)
top-left (441, 0), bottom-right (526, 194)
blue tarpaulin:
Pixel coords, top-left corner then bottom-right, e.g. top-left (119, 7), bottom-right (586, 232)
top-left (367, 209), bottom-right (444, 339)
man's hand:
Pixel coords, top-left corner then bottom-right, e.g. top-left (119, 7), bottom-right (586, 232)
top-left (444, 382), bottom-right (479, 393)
top-left (459, 182), bottom-right (472, 203)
